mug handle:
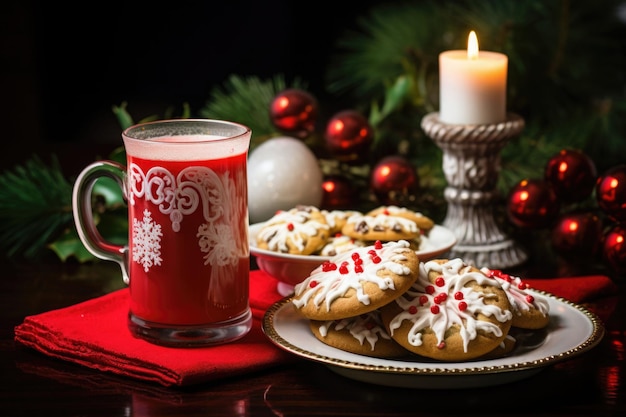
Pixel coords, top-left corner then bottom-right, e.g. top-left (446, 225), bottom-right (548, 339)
top-left (72, 161), bottom-right (130, 284)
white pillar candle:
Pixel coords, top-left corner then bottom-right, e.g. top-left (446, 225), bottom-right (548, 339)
top-left (439, 31), bottom-right (508, 125)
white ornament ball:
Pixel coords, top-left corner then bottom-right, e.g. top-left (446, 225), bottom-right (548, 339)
top-left (247, 136), bottom-right (323, 223)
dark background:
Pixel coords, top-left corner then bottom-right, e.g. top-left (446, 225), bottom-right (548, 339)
top-left (2, 1), bottom-right (382, 175)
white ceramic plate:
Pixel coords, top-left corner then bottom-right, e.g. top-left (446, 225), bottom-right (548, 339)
top-left (262, 292), bottom-right (605, 389)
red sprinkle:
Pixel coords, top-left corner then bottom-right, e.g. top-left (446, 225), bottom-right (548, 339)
top-left (383, 209), bottom-right (390, 215)
top-left (454, 291), bottom-right (464, 300)
top-left (425, 285), bottom-right (435, 294)
top-left (408, 305), bottom-right (418, 314)
top-left (374, 240), bottom-right (383, 250)
top-left (354, 265), bottom-right (364, 273)
top-left (458, 301), bottom-right (468, 311)
top-left (419, 295), bottom-right (428, 306)
top-left (430, 305), bottom-right (440, 314)
top-left (339, 263), bottom-right (349, 274)
top-left (434, 293), bottom-right (447, 304)
top-left (437, 341), bottom-right (446, 349)
top-left (322, 261), bottom-right (337, 272)
top-left (287, 223), bottom-right (294, 231)
top-left (435, 276), bottom-right (445, 287)
top-left (371, 255), bottom-right (381, 264)
top-left (526, 295), bottom-right (535, 303)
top-left (309, 280), bottom-right (318, 288)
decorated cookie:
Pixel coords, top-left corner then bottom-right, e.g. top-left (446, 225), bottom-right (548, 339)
top-left (480, 268), bottom-right (550, 330)
top-left (322, 209), bottom-right (362, 234)
top-left (341, 209), bottom-right (422, 242)
top-left (366, 205), bottom-right (435, 233)
top-left (478, 334), bottom-right (517, 360)
top-left (380, 258), bottom-right (513, 361)
top-left (292, 240), bottom-right (420, 321)
top-left (319, 233), bottom-right (367, 257)
top-left (256, 205), bottom-right (330, 255)
top-left (405, 236), bottom-right (422, 251)
top-left (309, 310), bottom-right (409, 358)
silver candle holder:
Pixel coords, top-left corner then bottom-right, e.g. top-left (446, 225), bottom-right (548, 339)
top-left (420, 112), bottom-right (527, 269)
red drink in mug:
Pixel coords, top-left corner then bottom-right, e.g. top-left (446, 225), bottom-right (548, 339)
top-left (73, 120), bottom-right (252, 346)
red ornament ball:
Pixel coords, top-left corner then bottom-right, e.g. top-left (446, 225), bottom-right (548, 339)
top-left (603, 223), bottom-right (626, 273)
top-left (270, 89), bottom-right (318, 139)
top-left (370, 155), bottom-right (419, 205)
top-left (321, 175), bottom-right (357, 209)
top-left (506, 179), bottom-right (561, 228)
top-left (324, 110), bottom-right (373, 162)
top-left (595, 164), bottom-right (626, 222)
top-left (551, 211), bottom-right (603, 259)
top-left (544, 149), bottom-right (597, 203)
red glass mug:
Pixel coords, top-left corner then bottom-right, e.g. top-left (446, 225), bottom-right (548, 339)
top-left (72, 119), bottom-right (252, 347)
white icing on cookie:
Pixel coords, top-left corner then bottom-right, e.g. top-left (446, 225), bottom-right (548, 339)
top-left (322, 209), bottom-right (361, 231)
top-left (318, 311), bottom-right (392, 351)
top-left (388, 258), bottom-right (512, 353)
top-left (257, 208), bottom-right (329, 253)
top-left (346, 212), bottom-right (419, 235)
top-left (293, 240), bottom-right (413, 312)
top-left (377, 205), bottom-right (428, 219)
top-left (480, 268), bottom-right (550, 317)
top-left (320, 234), bottom-right (366, 256)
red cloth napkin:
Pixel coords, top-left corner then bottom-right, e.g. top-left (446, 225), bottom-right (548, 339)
top-left (525, 275), bottom-right (618, 304)
top-left (14, 270), bottom-right (619, 387)
top-left (525, 275), bottom-right (619, 323)
top-left (14, 270), bottom-right (294, 387)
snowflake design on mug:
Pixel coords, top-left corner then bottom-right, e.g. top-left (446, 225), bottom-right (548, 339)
top-left (132, 209), bottom-right (163, 272)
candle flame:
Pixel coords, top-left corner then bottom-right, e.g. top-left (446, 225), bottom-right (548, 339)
top-left (467, 30), bottom-right (479, 59)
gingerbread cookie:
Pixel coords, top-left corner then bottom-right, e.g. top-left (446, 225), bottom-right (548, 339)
top-left (322, 209), bottom-right (362, 234)
top-left (256, 205), bottom-right (329, 255)
top-left (319, 233), bottom-right (366, 257)
top-left (309, 310), bottom-right (409, 358)
top-left (380, 258), bottom-right (513, 361)
top-left (478, 334), bottom-right (517, 360)
top-left (341, 210), bottom-right (421, 242)
top-left (481, 268), bottom-right (550, 330)
top-left (292, 240), bottom-right (420, 321)
top-left (366, 205), bottom-right (435, 233)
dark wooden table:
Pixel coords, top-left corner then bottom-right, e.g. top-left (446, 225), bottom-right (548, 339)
top-left (1, 255), bottom-right (625, 417)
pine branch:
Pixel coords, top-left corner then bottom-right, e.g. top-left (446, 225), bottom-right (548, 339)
top-left (326, 0), bottom-right (448, 106)
top-left (0, 156), bottom-right (73, 259)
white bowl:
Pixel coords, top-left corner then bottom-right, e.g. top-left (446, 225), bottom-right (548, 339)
top-left (249, 222), bottom-right (457, 296)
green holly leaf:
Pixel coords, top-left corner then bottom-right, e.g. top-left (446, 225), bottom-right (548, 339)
top-left (93, 177), bottom-right (125, 207)
top-left (48, 228), bottom-right (96, 262)
top-left (370, 75), bottom-right (412, 127)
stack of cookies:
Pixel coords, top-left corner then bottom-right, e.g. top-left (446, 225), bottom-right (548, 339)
top-left (291, 243), bottom-right (550, 361)
top-left (254, 204), bottom-right (435, 257)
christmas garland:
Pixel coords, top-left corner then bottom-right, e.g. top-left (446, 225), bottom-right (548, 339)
top-left (1, 0), bottom-right (626, 273)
